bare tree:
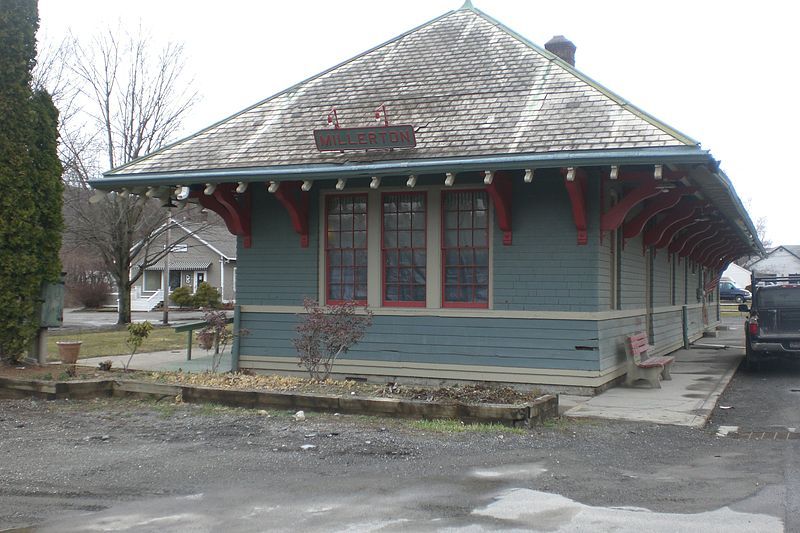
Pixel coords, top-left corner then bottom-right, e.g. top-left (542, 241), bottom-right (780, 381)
top-left (41, 26), bottom-right (199, 323)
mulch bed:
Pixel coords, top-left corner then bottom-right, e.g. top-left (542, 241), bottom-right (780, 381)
top-left (0, 363), bottom-right (541, 406)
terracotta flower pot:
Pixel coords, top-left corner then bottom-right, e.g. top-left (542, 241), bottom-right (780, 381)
top-left (56, 341), bottom-right (82, 364)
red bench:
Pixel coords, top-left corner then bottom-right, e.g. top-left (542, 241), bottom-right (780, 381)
top-left (625, 332), bottom-right (674, 388)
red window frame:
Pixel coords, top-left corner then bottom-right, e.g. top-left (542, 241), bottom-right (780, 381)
top-left (325, 193), bottom-right (368, 305)
top-left (381, 191), bottom-right (427, 307)
top-left (441, 189), bottom-right (490, 308)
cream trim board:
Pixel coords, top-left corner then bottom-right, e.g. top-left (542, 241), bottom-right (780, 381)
top-left (239, 303), bottom-right (694, 321)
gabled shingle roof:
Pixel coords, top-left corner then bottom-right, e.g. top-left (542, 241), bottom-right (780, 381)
top-left (108, 6), bottom-right (694, 177)
top-left (176, 220), bottom-right (237, 259)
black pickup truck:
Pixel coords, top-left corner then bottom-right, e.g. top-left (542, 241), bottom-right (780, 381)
top-left (740, 276), bottom-right (800, 370)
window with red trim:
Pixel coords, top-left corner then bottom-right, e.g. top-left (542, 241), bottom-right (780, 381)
top-left (325, 194), bottom-right (367, 304)
top-left (382, 192), bottom-right (426, 306)
top-left (442, 190), bottom-right (489, 307)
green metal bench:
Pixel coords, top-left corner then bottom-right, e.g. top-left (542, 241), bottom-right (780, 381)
top-left (174, 317), bottom-right (233, 361)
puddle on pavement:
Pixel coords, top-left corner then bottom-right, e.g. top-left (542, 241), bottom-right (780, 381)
top-left (472, 488), bottom-right (782, 532)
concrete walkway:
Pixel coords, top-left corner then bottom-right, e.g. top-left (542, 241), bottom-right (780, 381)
top-left (564, 318), bottom-right (744, 428)
top-left (77, 348), bottom-right (232, 373)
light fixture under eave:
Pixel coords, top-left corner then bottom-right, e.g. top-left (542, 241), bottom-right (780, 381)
top-left (267, 181), bottom-right (279, 193)
top-left (301, 180), bottom-right (313, 191)
top-left (175, 186), bottom-right (190, 201)
top-left (406, 175), bottom-right (417, 188)
top-left (236, 181), bottom-right (248, 194)
top-left (566, 167), bottom-right (576, 181)
top-left (609, 166), bottom-right (619, 180)
top-left (145, 187), bottom-right (156, 198)
top-left (204, 183), bottom-right (216, 195)
top-left (119, 189), bottom-right (129, 198)
top-left (370, 176), bottom-right (381, 189)
top-left (336, 178), bottom-right (346, 191)
top-left (654, 164), bottom-right (663, 180)
top-left (444, 172), bottom-right (455, 186)
top-left (484, 170), bottom-right (494, 185)
top-left (523, 169), bottom-right (534, 183)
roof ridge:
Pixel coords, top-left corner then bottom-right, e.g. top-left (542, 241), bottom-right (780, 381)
top-left (465, 6), bottom-right (699, 147)
top-left (106, 9), bottom-right (459, 176)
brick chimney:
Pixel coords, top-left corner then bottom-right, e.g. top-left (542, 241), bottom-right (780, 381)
top-left (545, 35), bottom-right (576, 66)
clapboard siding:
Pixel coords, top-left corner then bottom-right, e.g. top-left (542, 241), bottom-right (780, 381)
top-left (597, 315), bottom-right (647, 370)
top-left (236, 187), bottom-right (318, 305)
top-left (652, 308), bottom-right (684, 352)
top-left (619, 234), bottom-right (646, 309)
top-left (239, 312), bottom-right (603, 372)
top-left (652, 251), bottom-right (671, 307)
top-left (493, 175), bottom-right (602, 312)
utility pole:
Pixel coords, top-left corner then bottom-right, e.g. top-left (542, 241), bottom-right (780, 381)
top-left (162, 215), bottom-right (171, 325)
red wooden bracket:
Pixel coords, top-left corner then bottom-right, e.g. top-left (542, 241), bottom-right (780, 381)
top-left (601, 180), bottom-right (661, 232)
top-left (697, 239), bottom-right (735, 266)
top-left (194, 184), bottom-right (253, 248)
top-left (679, 226), bottom-right (721, 257)
top-left (563, 168), bottom-right (588, 245)
top-left (704, 274), bottom-right (720, 294)
top-left (642, 200), bottom-right (698, 247)
top-left (486, 171), bottom-right (513, 245)
top-left (273, 181), bottom-right (310, 247)
top-left (669, 224), bottom-right (716, 256)
top-left (622, 187), bottom-right (696, 240)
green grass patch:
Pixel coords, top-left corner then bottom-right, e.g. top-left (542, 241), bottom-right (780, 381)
top-left (47, 327), bottom-right (191, 360)
top-left (407, 418), bottom-right (525, 434)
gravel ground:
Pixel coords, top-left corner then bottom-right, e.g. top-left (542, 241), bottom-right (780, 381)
top-left (0, 396), bottom-right (792, 531)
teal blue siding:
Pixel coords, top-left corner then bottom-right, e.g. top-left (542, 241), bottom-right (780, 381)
top-left (236, 187), bottom-right (319, 306)
top-left (493, 176), bottom-right (603, 312)
top-left (620, 234), bottom-right (646, 309)
top-left (597, 315), bottom-right (646, 370)
top-left (652, 250), bottom-right (671, 306)
top-left (240, 313), bottom-right (603, 372)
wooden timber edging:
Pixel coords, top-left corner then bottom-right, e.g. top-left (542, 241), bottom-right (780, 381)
top-left (0, 377), bottom-right (558, 426)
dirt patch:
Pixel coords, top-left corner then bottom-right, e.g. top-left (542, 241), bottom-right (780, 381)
top-left (0, 363), bottom-right (541, 406)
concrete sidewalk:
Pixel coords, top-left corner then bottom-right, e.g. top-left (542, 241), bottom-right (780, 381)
top-left (77, 348), bottom-right (232, 373)
top-left (563, 318), bottom-right (745, 427)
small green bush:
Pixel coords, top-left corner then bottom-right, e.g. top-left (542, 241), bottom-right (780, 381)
top-left (192, 282), bottom-right (222, 309)
top-left (170, 286), bottom-right (193, 308)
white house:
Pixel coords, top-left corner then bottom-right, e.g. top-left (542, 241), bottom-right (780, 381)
top-left (721, 262), bottom-right (751, 288)
top-left (746, 246), bottom-right (800, 279)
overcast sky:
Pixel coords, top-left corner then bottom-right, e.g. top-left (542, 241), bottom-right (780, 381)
top-left (38, 0), bottom-right (799, 246)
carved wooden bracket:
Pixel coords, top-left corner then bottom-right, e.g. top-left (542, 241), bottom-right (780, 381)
top-left (622, 187), bottom-right (696, 240)
top-left (193, 184), bottom-right (252, 248)
top-left (601, 180), bottom-right (661, 232)
top-left (563, 168), bottom-right (588, 245)
top-left (642, 200), bottom-right (698, 248)
top-left (486, 171), bottom-right (513, 245)
top-left (697, 239), bottom-right (735, 266)
top-left (677, 225), bottom-right (720, 257)
top-left (668, 224), bottom-right (716, 256)
top-left (272, 181), bottom-right (310, 247)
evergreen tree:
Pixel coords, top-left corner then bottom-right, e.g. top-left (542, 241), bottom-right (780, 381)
top-left (0, 0), bottom-right (63, 361)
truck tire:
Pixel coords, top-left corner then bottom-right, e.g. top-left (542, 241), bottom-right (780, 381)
top-left (735, 295), bottom-right (744, 304)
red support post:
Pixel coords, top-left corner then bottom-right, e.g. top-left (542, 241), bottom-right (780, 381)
top-left (563, 168), bottom-right (588, 245)
top-left (622, 187), bottom-right (696, 240)
top-left (272, 181), bottom-right (310, 247)
top-left (486, 171), bottom-right (513, 245)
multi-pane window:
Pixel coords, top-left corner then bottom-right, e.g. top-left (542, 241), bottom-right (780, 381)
top-left (382, 192), bottom-right (426, 306)
top-left (325, 194), bottom-right (367, 304)
top-left (442, 190), bottom-right (489, 307)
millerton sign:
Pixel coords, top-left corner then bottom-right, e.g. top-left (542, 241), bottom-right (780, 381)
top-left (314, 125), bottom-right (416, 151)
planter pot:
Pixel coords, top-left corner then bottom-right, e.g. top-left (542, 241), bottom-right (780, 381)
top-left (56, 341), bottom-right (82, 364)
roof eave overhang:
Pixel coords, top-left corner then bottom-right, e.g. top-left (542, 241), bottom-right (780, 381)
top-left (92, 146), bottom-right (712, 189)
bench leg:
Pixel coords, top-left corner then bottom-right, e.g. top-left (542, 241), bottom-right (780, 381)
top-left (626, 366), bottom-right (662, 389)
top-left (660, 363), bottom-right (672, 381)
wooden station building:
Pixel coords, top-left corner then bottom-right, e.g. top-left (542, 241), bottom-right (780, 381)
top-left (91, 5), bottom-right (762, 391)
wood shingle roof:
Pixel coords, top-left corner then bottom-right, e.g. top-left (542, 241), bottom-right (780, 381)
top-left (108, 6), bottom-right (694, 177)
